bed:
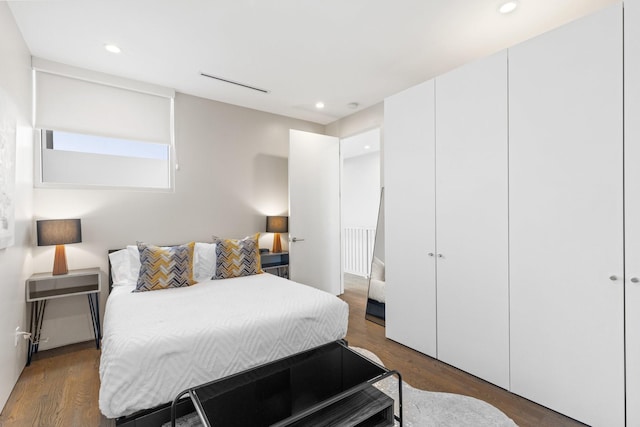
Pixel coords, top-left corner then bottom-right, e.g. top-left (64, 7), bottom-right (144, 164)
top-left (99, 241), bottom-right (349, 422)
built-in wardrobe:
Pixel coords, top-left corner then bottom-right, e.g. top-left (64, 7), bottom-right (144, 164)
top-left (384, 3), bottom-right (639, 426)
top-left (626, 0), bottom-right (640, 425)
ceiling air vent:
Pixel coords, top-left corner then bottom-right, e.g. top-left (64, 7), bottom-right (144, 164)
top-left (200, 72), bottom-right (270, 94)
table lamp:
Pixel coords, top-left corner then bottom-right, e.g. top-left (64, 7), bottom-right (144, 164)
top-left (266, 216), bottom-right (288, 253)
top-left (37, 219), bottom-right (82, 275)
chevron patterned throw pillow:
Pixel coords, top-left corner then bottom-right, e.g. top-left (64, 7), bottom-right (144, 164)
top-left (213, 233), bottom-right (263, 279)
top-left (134, 242), bottom-right (196, 292)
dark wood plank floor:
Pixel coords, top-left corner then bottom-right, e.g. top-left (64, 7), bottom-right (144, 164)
top-left (0, 275), bottom-right (585, 426)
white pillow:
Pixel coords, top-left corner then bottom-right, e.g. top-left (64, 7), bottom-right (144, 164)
top-left (368, 278), bottom-right (386, 303)
top-left (371, 256), bottom-right (385, 281)
top-left (108, 246), bottom-right (141, 286)
top-left (126, 245), bottom-right (142, 281)
top-left (108, 249), bottom-right (130, 286)
top-left (194, 242), bottom-right (216, 282)
top-left (108, 247), bottom-right (138, 286)
top-left (110, 242), bottom-right (216, 286)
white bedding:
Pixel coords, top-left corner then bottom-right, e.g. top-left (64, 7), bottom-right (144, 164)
top-left (99, 273), bottom-right (349, 419)
top-left (368, 278), bottom-right (386, 303)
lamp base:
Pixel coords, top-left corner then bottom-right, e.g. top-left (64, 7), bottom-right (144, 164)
top-left (271, 233), bottom-right (282, 253)
top-left (52, 244), bottom-right (68, 275)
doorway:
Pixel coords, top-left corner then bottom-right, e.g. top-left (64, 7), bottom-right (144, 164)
top-left (340, 128), bottom-right (381, 296)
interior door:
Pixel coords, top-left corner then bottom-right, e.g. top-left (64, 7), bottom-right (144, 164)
top-left (434, 50), bottom-right (509, 389)
top-left (289, 130), bottom-right (341, 295)
top-left (509, 5), bottom-right (624, 426)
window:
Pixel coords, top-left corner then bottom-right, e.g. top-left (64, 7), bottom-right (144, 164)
top-left (40, 130), bottom-right (171, 189)
top-left (33, 57), bottom-right (175, 190)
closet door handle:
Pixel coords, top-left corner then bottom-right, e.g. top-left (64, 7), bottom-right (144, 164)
top-left (609, 275), bottom-right (618, 281)
top-left (437, 253), bottom-right (444, 258)
top-left (427, 253), bottom-right (434, 257)
top-left (631, 277), bottom-right (640, 283)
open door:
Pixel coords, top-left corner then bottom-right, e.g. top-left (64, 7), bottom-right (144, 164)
top-left (289, 130), bottom-right (341, 295)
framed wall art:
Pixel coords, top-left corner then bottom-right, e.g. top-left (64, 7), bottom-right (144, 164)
top-left (0, 87), bottom-right (16, 249)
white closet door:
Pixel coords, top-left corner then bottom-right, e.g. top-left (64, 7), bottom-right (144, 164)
top-left (384, 80), bottom-right (437, 357)
top-left (434, 50), bottom-right (509, 389)
top-left (625, 0), bottom-right (640, 424)
top-left (509, 5), bottom-right (624, 426)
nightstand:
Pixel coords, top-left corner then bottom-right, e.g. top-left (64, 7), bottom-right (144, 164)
top-left (25, 267), bottom-right (102, 365)
top-left (261, 252), bottom-right (289, 278)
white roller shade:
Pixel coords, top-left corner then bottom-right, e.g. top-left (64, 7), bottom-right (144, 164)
top-left (33, 57), bottom-right (174, 144)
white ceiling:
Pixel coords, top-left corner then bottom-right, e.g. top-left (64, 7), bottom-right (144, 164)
top-left (8, 0), bottom-right (618, 125)
top-left (342, 128), bottom-right (380, 159)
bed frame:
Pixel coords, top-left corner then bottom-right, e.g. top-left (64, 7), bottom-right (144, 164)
top-left (115, 400), bottom-right (196, 426)
top-left (107, 249), bottom-right (117, 294)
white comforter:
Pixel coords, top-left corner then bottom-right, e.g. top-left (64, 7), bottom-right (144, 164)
top-left (368, 278), bottom-right (386, 303)
top-left (99, 274), bottom-right (349, 419)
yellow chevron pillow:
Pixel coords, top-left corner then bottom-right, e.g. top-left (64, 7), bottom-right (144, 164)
top-left (213, 233), bottom-right (263, 279)
top-left (134, 242), bottom-right (196, 292)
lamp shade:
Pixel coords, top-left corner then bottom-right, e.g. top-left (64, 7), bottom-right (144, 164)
top-left (266, 216), bottom-right (288, 233)
top-left (37, 219), bottom-right (82, 246)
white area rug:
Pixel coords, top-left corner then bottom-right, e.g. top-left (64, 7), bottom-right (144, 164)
top-left (352, 347), bottom-right (518, 427)
top-left (164, 347), bottom-right (518, 427)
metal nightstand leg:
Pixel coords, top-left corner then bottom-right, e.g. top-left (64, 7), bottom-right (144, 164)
top-left (87, 293), bottom-right (101, 349)
top-left (27, 300), bottom-right (47, 366)
top-left (26, 294), bottom-right (101, 366)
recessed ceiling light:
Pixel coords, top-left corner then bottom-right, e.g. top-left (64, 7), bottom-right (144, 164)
top-left (364, 145), bottom-right (371, 150)
top-left (104, 44), bottom-right (121, 54)
top-left (499, 1), bottom-right (518, 14)
top-left (315, 102), bottom-right (325, 109)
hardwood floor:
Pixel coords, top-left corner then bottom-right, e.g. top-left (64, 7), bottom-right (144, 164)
top-left (0, 276), bottom-right (585, 427)
top-left (0, 341), bottom-right (113, 427)
top-left (342, 274), bottom-right (585, 427)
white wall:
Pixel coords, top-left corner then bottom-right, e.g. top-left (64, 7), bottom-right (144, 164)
top-left (326, 103), bottom-right (383, 139)
top-left (342, 152), bottom-right (380, 228)
top-left (29, 92), bottom-right (323, 350)
top-left (327, 102), bottom-right (384, 186)
top-left (0, 2), bottom-right (33, 412)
